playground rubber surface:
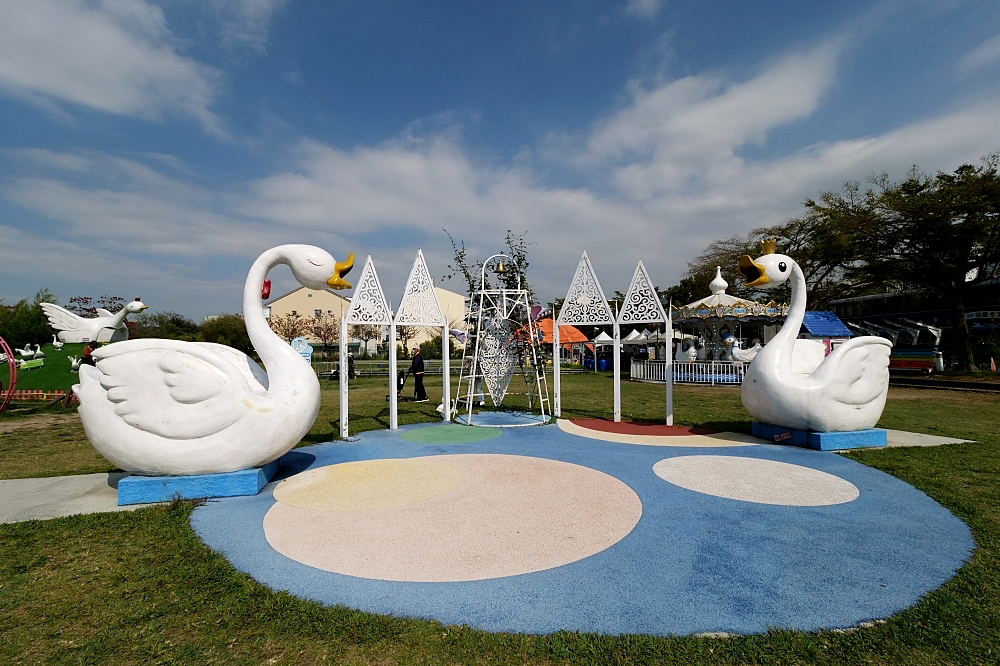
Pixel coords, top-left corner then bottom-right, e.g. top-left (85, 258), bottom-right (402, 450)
top-left (191, 422), bottom-right (973, 636)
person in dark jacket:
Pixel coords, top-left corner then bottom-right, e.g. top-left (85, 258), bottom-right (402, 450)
top-left (409, 346), bottom-right (427, 401)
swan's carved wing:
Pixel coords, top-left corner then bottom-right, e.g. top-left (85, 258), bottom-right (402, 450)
top-left (809, 336), bottom-right (891, 406)
top-left (95, 308), bottom-right (114, 318)
top-left (40, 303), bottom-right (85, 332)
top-left (93, 340), bottom-right (254, 440)
top-left (196, 342), bottom-right (269, 394)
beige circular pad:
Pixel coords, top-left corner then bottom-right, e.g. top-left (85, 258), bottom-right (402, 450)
top-left (264, 454), bottom-right (643, 582)
top-left (653, 455), bottom-right (859, 506)
top-left (273, 458), bottom-right (463, 512)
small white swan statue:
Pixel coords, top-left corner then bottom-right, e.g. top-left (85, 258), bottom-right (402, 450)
top-left (737, 239), bottom-right (891, 432)
top-left (52, 335), bottom-right (64, 350)
top-left (74, 245), bottom-right (354, 476)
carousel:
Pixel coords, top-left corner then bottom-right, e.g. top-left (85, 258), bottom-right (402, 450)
top-left (631, 268), bottom-right (787, 385)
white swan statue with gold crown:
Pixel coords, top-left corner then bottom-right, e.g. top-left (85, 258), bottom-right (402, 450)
top-left (74, 245), bottom-right (354, 476)
top-left (737, 240), bottom-right (890, 432)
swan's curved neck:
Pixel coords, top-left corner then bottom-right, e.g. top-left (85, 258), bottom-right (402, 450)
top-left (243, 247), bottom-right (302, 391)
top-left (110, 308), bottom-right (128, 328)
top-left (771, 262), bottom-right (807, 366)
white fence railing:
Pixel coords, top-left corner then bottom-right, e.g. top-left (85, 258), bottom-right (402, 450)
top-left (630, 360), bottom-right (746, 385)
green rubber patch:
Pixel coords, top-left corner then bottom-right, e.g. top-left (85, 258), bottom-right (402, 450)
top-left (401, 424), bottom-right (502, 444)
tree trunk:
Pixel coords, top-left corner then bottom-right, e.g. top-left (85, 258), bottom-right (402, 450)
top-left (948, 282), bottom-right (978, 371)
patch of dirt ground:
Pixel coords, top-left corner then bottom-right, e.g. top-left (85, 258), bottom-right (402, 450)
top-left (0, 413), bottom-right (81, 435)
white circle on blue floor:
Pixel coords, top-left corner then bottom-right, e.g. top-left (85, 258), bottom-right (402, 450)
top-left (653, 455), bottom-right (860, 506)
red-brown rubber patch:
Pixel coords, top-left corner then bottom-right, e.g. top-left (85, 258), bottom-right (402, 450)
top-left (571, 419), bottom-right (721, 436)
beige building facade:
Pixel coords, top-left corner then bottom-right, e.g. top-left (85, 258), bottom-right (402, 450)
top-left (264, 285), bottom-right (468, 352)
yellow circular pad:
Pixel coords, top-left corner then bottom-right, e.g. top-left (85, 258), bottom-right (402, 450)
top-left (273, 458), bottom-right (463, 512)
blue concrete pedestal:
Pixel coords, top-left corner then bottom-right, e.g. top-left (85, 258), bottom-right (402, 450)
top-left (118, 460), bottom-right (280, 505)
top-left (752, 422), bottom-right (887, 451)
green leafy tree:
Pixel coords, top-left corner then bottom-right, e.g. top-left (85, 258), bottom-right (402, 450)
top-left (201, 314), bottom-right (254, 356)
top-left (843, 158), bottom-right (1000, 371)
top-left (0, 289), bottom-right (58, 350)
top-left (130, 312), bottom-right (200, 341)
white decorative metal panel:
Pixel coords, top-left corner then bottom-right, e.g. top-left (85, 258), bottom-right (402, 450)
top-left (395, 249), bottom-right (446, 326)
top-left (344, 256), bottom-right (392, 325)
top-left (478, 314), bottom-right (517, 405)
top-left (617, 260), bottom-right (667, 324)
top-left (557, 251), bottom-right (614, 325)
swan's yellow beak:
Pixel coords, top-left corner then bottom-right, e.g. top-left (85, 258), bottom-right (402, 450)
top-left (139, 305), bottom-right (148, 311)
top-left (327, 253), bottom-right (355, 290)
top-left (738, 255), bottom-right (769, 287)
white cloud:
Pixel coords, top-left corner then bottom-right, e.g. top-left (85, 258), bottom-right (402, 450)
top-left (211, 0), bottom-right (289, 54)
top-left (625, 0), bottom-right (662, 20)
top-left (571, 40), bottom-right (845, 199)
top-left (0, 0), bottom-right (225, 136)
top-left (2, 150), bottom-right (263, 257)
top-left (958, 32), bottom-right (1000, 73)
top-left (6, 33), bottom-right (1000, 315)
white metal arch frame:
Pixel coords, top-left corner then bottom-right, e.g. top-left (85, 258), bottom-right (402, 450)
top-left (554, 255), bottom-right (672, 424)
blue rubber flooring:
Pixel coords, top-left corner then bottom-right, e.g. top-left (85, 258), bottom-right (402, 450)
top-left (190, 422), bottom-right (973, 636)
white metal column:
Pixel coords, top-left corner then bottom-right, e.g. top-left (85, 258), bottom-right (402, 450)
top-left (441, 325), bottom-right (450, 422)
top-left (389, 322), bottom-right (398, 430)
top-left (613, 321), bottom-right (621, 422)
top-left (339, 316), bottom-right (349, 438)
top-left (553, 315), bottom-right (561, 417)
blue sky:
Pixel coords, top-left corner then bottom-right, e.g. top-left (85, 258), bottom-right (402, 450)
top-left (3, 0), bottom-right (1000, 318)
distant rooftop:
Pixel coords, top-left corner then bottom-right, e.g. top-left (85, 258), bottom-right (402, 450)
top-left (801, 311), bottom-right (852, 338)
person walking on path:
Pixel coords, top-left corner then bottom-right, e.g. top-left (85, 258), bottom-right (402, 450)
top-left (347, 352), bottom-right (356, 380)
top-left (409, 346), bottom-right (427, 402)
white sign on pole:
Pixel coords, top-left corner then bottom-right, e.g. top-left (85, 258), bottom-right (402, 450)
top-left (555, 251), bottom-right (615, 420)
top-left (341, 256), bottom-right (392, 438)
top-left (392, 249), bottom-right (447, 428)
top-left (616, 260), bottom-right (671, 426)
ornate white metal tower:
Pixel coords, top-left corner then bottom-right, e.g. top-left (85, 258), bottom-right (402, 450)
top-left (454, 253), bottom-right (549, 425)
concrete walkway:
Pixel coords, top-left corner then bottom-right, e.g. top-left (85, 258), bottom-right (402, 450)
top-left (0, 472), bottom-right (155, 524)
top-left (885, 429), bottom-right (972, 447)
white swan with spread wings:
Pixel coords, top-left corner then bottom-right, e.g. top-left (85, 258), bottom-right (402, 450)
top-left (73, 245), bottom-right (354, 476)
top-left (41, 300), bottom-right (148, 343)
top-left (737, 240), bottom-right (890, 432)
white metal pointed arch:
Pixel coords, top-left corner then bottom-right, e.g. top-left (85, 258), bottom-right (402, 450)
top-left (345, 255), bottom-right (392, 325)
top-left (557, 251), bottom-right (614, 325)
top-left (395, 249), bottom-right (446, 326)
top-left (617, 260), bottom-right (667, 325)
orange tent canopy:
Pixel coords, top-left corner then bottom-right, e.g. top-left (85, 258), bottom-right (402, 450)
top-left (536, 318), bottom-right (593, 351)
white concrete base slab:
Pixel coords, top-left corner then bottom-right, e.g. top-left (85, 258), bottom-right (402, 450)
top-left (884, 430), bottom-right (973, 448)
top-left (0, 472), bottom-right (157, 524)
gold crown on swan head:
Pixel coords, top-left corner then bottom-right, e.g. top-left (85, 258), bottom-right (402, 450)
top-left (760, 238), bottom-right (777, 255)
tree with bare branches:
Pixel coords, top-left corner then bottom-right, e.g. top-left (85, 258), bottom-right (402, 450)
top-left (269, 312), bottom-right (307, 342)
top-left (311, 312), bottom-right (340, 352)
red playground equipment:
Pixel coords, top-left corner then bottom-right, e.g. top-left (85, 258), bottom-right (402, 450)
top-left (0, 336), bottom-right (16, 413)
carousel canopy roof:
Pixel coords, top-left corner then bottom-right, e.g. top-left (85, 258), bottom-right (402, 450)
top-left (671, 266), bottom-right (787, 322)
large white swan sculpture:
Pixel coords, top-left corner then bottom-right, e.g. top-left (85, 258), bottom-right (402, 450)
top-left (41, 300), bottom-right (148, 343)
top-left (74, 245), bottom-right (354, 476)
top-left (737, 240), bottom-right (891, 432)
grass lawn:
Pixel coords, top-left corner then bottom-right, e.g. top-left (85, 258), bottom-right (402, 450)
top-left (5, 342), bottom-right (87, 391)
top-left (2, 373), bottom-right (1000, 664)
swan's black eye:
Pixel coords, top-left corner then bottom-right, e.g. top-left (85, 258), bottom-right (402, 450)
top-left (778, 262), bottom-right (787, 272)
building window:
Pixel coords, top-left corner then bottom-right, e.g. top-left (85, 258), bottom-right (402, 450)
top-left (291, 310), bottom-right (297, 315)
top-left (308, 293), bottom-right (312, 297)
top-left (314, 309), bottom-right (322, 318)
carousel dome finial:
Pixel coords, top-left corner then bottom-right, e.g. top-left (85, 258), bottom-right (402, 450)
top-left (709, 266), bottom-right (728, 295)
